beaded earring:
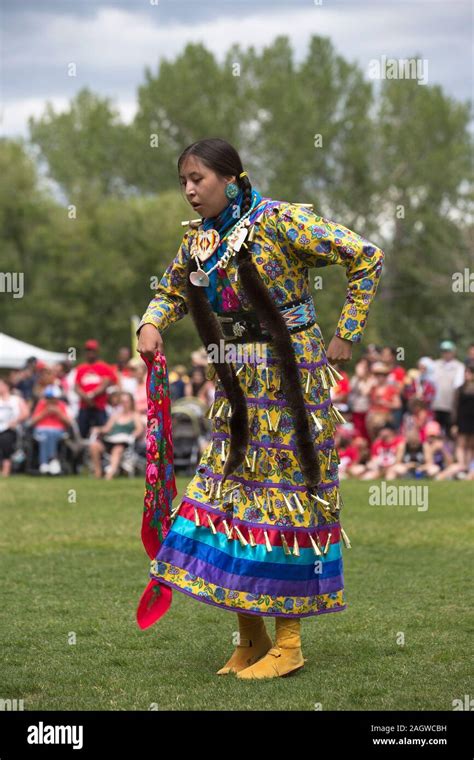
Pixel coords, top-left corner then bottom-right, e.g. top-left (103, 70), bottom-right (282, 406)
top-left (224, 181), bottom-right (239, 200)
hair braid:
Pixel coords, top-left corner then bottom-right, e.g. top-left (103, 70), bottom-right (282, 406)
top-left (239, 175), bottom-right (253, 217)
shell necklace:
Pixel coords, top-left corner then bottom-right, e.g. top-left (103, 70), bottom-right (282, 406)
top-left (189, 200), bottom-right (259, 287)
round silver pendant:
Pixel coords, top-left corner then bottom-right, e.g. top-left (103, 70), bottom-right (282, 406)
top-left (190, 269), bottom-right (210, 287)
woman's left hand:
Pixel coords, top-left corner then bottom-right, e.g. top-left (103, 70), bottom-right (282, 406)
top-left (326, 335), bottom-right (353, 365)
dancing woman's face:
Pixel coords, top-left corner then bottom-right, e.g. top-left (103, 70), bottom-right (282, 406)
top-left (179, 155), bottom-right (236, 219)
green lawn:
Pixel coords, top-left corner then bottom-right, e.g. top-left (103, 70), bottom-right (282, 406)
top-left (0, 475), bottom-right (472, 711)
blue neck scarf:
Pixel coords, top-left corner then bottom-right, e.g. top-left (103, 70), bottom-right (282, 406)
top-left (199, 187), bottom-right (263, 309)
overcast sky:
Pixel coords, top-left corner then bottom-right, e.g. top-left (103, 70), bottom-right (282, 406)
top-left (1, 0), bottom-right (472, 137)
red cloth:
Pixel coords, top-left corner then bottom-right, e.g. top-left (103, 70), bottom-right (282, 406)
top-left (76, 361), bottom-right (117, 409)
top-left (136, 352), bottom-right (177, 630)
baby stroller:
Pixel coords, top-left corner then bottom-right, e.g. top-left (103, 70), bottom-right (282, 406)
top-left (171, 396), bottom-right (211, 475)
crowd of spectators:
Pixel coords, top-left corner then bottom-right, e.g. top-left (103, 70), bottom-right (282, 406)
top-left (0, 339), bottom-right (216, 478)
top-left (333, 341), bottom-right (474, 481)
top-left (0, 337), bottom-right (473, 481)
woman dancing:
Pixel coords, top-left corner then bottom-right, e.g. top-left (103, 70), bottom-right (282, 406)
top-left (137, 137), bottom-right (385, 680)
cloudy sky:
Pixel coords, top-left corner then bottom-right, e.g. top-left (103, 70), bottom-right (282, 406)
top-left (1, 0), bottom-right (472, 137)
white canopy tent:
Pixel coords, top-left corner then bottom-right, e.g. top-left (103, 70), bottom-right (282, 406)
top-left (0, 333), bottom-right (69, 369)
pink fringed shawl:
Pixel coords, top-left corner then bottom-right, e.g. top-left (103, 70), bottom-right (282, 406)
top-left (136, 352), bottom-right (176, 629)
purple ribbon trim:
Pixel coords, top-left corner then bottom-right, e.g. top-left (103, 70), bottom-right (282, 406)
top-left (155, 545), bottom-right (344, 598)
top-left (212, 393), bottom-right (332, 411)
top-left (197, 465), bottom-right (339, 492)
top-left (211, 432), bottom-right (335, 452)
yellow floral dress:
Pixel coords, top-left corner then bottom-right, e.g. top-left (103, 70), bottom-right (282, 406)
top-left (138, 198), bottom-right (384, 618)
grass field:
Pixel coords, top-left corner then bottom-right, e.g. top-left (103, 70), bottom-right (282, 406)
top-left (0, 475), bottom-right (472, 711)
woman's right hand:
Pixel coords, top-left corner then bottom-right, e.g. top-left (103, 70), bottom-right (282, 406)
top-left (137, 323), bottom-right (164, 361)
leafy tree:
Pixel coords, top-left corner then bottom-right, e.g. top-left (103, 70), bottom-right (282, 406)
top-left (1, 37), bottom-right (471, 370)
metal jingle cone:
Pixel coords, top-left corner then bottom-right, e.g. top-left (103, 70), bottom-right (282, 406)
top-left (190, 268), bottom-right (210, 287)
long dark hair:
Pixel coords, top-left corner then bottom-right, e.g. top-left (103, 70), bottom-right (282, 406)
top-left (177, 138), bottom-right (253, 228)
top-left (181, 139), bottom-right (322, 489)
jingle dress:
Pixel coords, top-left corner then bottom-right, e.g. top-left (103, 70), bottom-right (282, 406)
top-left (137, 196), bottom-right (384, 618)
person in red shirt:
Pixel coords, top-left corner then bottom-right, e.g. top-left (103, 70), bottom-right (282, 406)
top-left (361, 422), bottom-right (405, 479)
top-left (366, 361), bottom-right (402, 439)
top-left (348, 357), bottom-right (375, 442)
top-left (381, 346), bottom-right (406, 385)
top-left (30, 385), bottom-right (72, 474)
top-left (74, 339), bottom-right (117, 439)
top-left (380, 346), bottom-right (407, 429)
top-left (402, 362), bottom-right (436, 408)
top-left (401, 398), bottom-right (435, 443)
top-left (348, 435), bottom-right (371, 478)
top-left (334, 425), bottom-right (359, 479)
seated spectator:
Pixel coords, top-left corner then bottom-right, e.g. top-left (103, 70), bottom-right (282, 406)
top-left (0, 378), bottom-right (29, 477)
top-left (347, 435), bottom-right (371, 478)
top-left (422, 420), bottom-right (462, 480)
top-left (348, 357), bottom-right (374, 441)
top-left (387, 428), bottom-right (426, 479)
top-left (360, 422), bottom-right (405, 480)
top-left (29, 385), bottom-right (72, 475)
top-left (366, 362), bottom-right (402, 440)
top-left (334, 425), bottom-right (359, 479)
top-left (88, 392), bottom-right (144, 479)
top-left (401, 398), bottom-right (434, 442)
